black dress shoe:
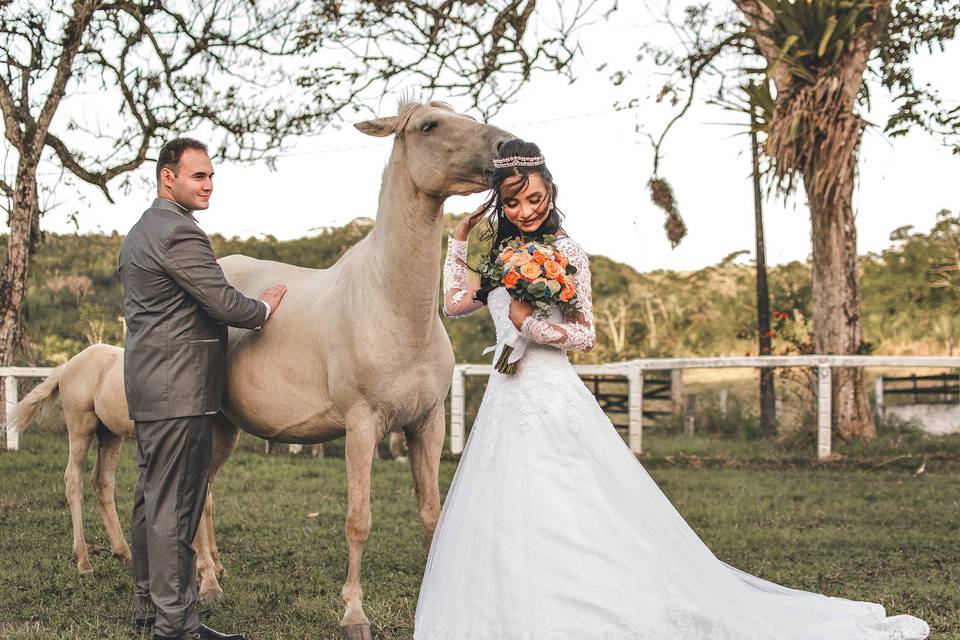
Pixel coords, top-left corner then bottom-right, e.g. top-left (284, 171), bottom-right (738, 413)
top-left (140, 606), bottom-right (212, 637)
top-left (133, 615), bottom-right (156, 631)
top-left (153, 624), bottom-right (245, 640)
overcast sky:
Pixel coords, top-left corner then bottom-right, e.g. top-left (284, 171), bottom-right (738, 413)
top-left (15, 3), bottom-right (960, 274)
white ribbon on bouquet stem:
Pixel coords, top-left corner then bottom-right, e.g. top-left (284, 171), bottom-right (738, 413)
top-left (482, 330), bottom-right (529, 365)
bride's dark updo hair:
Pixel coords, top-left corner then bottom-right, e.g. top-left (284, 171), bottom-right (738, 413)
top-left (474, 139), bottom-right (565, 305)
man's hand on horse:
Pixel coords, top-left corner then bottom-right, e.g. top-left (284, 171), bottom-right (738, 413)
top-left (259, 284), bottom-right (287, 315)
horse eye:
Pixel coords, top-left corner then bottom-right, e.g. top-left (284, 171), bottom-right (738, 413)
top-left (421, 121), bottom-right (438, 133)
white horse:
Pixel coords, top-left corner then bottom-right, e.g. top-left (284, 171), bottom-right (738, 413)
top-left (210, 100), bottom-right (510, 638)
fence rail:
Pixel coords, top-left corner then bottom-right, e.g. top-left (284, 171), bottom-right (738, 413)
top-left (450, 355), bottom-right (960, 460)
top-left (4, 356), bottom-right (960, 458)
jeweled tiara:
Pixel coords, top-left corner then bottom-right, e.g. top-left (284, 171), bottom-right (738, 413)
top-left (492, 154), bottom-right (545, 168)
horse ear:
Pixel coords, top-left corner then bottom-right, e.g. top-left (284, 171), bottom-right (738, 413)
top-left (354, 116), bottom-right (399, 137)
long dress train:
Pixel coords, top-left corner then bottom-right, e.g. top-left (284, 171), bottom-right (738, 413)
top-left (414, 234), bottom-right (930, 640)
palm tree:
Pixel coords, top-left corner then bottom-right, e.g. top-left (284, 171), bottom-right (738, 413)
top-left (734, 0), bottom-right (889, 439)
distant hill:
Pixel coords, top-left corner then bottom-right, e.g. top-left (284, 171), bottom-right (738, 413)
top-left (6, 210), bottom-right (960, 366)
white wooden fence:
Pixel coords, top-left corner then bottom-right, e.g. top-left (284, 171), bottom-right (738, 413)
top-left (450, 355), bottom-right (960, 460)
top-left (4, 356), bottom-right (960, 458)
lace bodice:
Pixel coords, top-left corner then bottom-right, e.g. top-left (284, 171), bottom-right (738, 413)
top-left (442, 234), bottom-right (596, 356)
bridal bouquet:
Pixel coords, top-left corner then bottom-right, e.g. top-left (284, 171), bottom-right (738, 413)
top-left (478, 234), bottom-right (580, 374)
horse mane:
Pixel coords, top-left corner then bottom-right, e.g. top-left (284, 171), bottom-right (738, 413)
top-left (394, 99), bottom-right (455, 134)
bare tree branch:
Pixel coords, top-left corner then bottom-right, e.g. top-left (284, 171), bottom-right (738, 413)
top-left (30, 0), bottom-right (98, 162)
top-left (43, 131), bottom-right (153, 203)
top-left (295, 0), bottom-right (606, 118)
top-left (0, 76), bottom-right (23, 150)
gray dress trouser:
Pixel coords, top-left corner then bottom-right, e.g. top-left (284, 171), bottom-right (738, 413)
top-left (131, 414), bottom-right (213, 637)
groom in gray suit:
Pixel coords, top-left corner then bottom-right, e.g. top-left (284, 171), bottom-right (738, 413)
top-left (119, 138), bottom-right (286, 640)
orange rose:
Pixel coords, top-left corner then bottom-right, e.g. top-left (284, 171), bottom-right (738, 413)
top-left (543, 260), bottom-right (563, 279)
top-left (502, 270), bottom-right (520, 288)
top-left (532, 250), bottom-right (548, 264)
top-left (555, 254), bottom-right (568, 269)
top-left (560, 283), bottom-right (575, 302)
top-left (556, 273), bottom-right (567, 285)
top-left (512, 252), bottom-right (532, 266)
top-left (520, 262), bottom-right (542, 280)
top-left (499, 248), bottom-right (516, 262)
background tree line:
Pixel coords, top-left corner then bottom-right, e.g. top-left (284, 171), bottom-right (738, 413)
top-left (11, 209), bottom-right (960, 368)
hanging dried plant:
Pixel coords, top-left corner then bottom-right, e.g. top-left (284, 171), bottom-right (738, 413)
top-left (648, 177), bottom-right (688, 248)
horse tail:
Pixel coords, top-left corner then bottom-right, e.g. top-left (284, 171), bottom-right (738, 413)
top-left (11, 364), bottom-right (65, 432)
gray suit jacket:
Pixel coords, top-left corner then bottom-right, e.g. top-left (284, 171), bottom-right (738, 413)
top-left (118, 198), bottom-right (267, 421)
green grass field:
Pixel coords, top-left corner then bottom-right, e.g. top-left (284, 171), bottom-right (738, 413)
top-left (1, 430), bottom-right (955, 639)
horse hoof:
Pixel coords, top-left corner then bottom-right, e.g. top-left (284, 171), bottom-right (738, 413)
top-left (115, 552), bottom-right (133, 569)
top-left (77, 559), bottom-right (93, 575)
top-left (198, 583), bottom-right (224, 604)
top-left (340, 623), bottom-right (374, 640)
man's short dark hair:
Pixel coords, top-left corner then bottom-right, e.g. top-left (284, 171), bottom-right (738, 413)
top-left (156, 138), bottom-right (209, 183)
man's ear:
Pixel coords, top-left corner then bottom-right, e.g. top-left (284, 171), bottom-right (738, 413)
top-left (354, 116), bottom-right (399, 137)
top-left (159, 166), bottom-right (175, 187)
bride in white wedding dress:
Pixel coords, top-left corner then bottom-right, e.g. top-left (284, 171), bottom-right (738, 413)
top-left (413, 139), bottom-right (930, 640)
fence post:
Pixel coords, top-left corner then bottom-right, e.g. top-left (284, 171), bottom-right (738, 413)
top-left (684, 395), bottom-right (697, 436)
top-left (875, 375), bottom-right (885, 422)
top-left (450, 366), bottom-right (466, 454)
top-left (5, 375), bottom-right (18, 451)
top-left (627, 364), bottom-right (643, 454)
top-left (817, 365), bottom-right (832, 459)
top-left (670, 369), bottom-right (683, 412)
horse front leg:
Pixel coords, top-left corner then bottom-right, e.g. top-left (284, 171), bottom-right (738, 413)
top-left (340, 405), bottom-right (380, 640)
top-left (406, 403), bottom-right (445, 546)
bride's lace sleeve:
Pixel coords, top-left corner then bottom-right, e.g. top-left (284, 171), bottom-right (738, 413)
top-left (519, 238), bottom-right (595, 352)
top-left (443, 235), bottom-right (485, 317)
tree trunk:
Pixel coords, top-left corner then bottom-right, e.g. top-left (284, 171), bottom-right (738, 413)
top-left (751, 126), bottom-right (776, 436)
top-left (0, 169), bottom-right (40, 366)
top-left (806, 170), bottom-right (874, 441)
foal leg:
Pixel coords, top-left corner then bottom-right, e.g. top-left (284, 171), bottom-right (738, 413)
top-left (64, 410), bottom-right (97, 575)
top-left (196, 413), bottom-right (240, 604)
top-left (340, 406), bottom-right (380, 640)
top-left (388, 428), bottom-right (408, 462)
top-left (195, 499), bottom-right (223, 604)
top-left (90, 424), bottom-right (132, 568)
top-left (406, 404), bottom-right (445, 547)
